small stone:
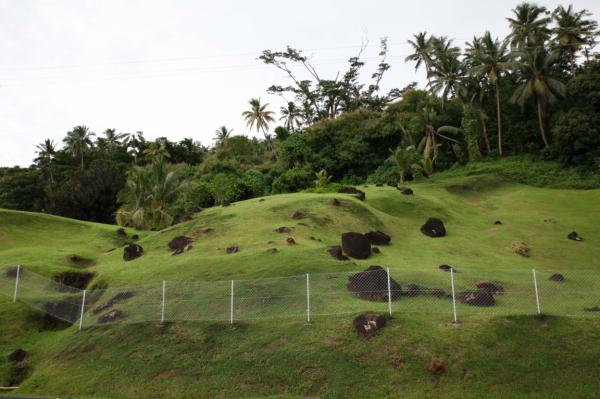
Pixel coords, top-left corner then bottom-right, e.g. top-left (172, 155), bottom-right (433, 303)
top-left (427, 360), bottom-right (445, 375)
top-left (226, 246), bottom-right (239, 254)
top-left (330, 198), bottom-right (341, 206)
top-left (286, 237), bottom-right (296, 245)
top-left (549, 273), bottom-right (565, 282)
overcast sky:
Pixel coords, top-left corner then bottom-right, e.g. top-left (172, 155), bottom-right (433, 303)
top-left (1, 0), bottom-right (599, 167)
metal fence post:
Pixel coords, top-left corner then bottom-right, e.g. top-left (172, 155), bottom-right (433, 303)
top-left (161, 280), bottom-right (166, 323)
top-left (450, 268), bottom-right (457, 323)
top-left (12, 265), bottom-right (21, 303)
top-left (306, 273), bottom-right (311, 323)
top-left (386, 268), bottom-right (392, 316)
top-left (79, 290), bottom-right (87, 331)
top-left (230, 280), bottom-right (234, 325)
top-left (532, 269), bottom-right (541, 315)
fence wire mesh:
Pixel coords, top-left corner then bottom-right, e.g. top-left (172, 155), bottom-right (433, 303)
top-left (1, 265), bottom-right (599, 329)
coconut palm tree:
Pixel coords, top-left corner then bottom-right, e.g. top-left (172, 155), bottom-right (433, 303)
top-left (507, 3), bottom-right (551, 49)
top-left (242, 98), bottom-right (275, 136)
top-left (552, 5), bottom-right (599, 74)
top-left (279, 102), bottom-right (303, 131)
top-left (466, 32), bottom-right (511, 156)
top-left (510, 48), bottom-right (566, 148)
top-left (63, 125), bottom-right (94, 170)
top-left (426, 37), bottom-right (465, 106)
top-left (405, 32), bottom-right (433, 74)
top-left (35, 139), bottom-right (57, 184)
top-left (214, 126), bottom-right (233, 147)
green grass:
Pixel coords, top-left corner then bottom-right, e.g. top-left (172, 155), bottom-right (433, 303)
top-left (1, 166), bottom-right (600, 398)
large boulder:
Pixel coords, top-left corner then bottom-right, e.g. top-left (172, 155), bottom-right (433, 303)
top-left (353, 312), bottom-right (387, 338)
top-left (341, 232), bottom-right (371, 259)
top-left (458, 290), bottom-right (495, 307)
top-left (365, 231), bottom-right (391, 246)
top-left (347, 266), bottom-right (401, 302)
top-left (567, 231), bottom-right (583, 241)
top-left (420, 218), bottom-right (446, 237)
top-left (123, 244), bottom-right (143, 261)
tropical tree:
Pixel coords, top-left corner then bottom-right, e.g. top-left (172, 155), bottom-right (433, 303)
top-left (214, 126), bottom-right (233, 147)
top-left (101, 128), bottom-right (129, 149)
top-left (511, 48), bottom-right (566, 147)
top-left (279, 102), bottom-right (303, 131)
top-left (426, 37), bottom-right (465, 106)
top-left (63, 125), bottom-right (94, 170)
top-left (388, 145), bottom-right (419, 184)
top-left (507, 3), bottom-right (551, 49)
top-left (34, 139), bottom-right (57, 185)
top-left (551, 5), bottom-right (599, 74)
top-left (242, 98), bottom-right (276, 135)
top-left (466, 32), bottom-right (511, 156)
top-left (314, 169), bottom-right (332, 188)
top-left (116, 157), bottom-right (186, 230)
top-left (405, 32), bottom-right (433, 74)
top-left (143, 139), bottom-right (170, 160)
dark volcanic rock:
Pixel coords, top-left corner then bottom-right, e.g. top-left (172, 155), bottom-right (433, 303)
top-left (567, 231), bottom-right (583, 241)
top-left (226, 246), bottom-right (239, 254)
top-left (168, 236), bottom-right (193, 255)
top-left (420, 218), bottom-right (446, 237)
top-left (372, 247), bottom-right (381, 254)
top-left (131, 234), bottom-right (139, 240)
top-left (330, 198), bottom-right (341, 206)
top-left (98, 309), bottom-right (124, 324)
top-left (341, 232), bottom-right (371, 259)
top-left (427, 360), bottom-right (445, 375)
top-left (404, 283), bottom-right (421, 297)
top-left (327, 245), bottom-right (349, 261)
top-left (123, 244), bottom-right (143, 261)
top-left (8, 349), bottom-right (28, 363)
top-left (549, 273), bottom-right (565, 282)
top-left (476, 281), bottom-right (505, 294)
top-left (338, 186), bottom-right (365, 201)
top-left (398, 187), bottom-right (413, 195)
top-left (347, 266), bottom-right (401, 302)
top-left (365, 230), bottom-right (391, 246)
top-left (286, 237), bottom-right (296, 245)
top-left (584, 306), bottom-right (600, 312)
top-left (53, 271), bottom-right (96, 291)
top-left (274, 226), bottom-right (293, 233)
top-left (459, 290), bottom-right (495, 307)
top-left (93, 291), bottom-right (135, 315)
top-left (438, 264), bottom-right (455, 272)
top-left (291, 211), bottom-right (305, 220)
top-left (353, 312), bottom-right (387, 338)
top-left (116, 228), bottom-right (127, 237)
top-left (494, 220), bottom-right (503, 225)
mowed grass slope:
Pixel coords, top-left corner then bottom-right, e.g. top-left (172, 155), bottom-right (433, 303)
top-left (1, 173), bottom-right (600, 398)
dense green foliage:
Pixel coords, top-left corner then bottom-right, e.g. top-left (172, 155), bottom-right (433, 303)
top-left (0, 2), bottom-right (598, 230)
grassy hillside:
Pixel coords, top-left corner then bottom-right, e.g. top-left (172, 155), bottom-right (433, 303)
top-left (1, 172), bottom-right (600, 398)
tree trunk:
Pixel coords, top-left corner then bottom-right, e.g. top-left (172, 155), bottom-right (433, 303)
top-left (479, 108), bottom-right (491, 154)
top-left (537, 100), bottom-right (550, 148)
top-left (495, 82), bottom-right (503, 157)
top-left (80, 152), bottom-right (84, 171)
top-left (570, 48), bottom-right (576, 75)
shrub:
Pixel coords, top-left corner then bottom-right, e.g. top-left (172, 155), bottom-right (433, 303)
top-left (241, 169), bottom-right (266, 198)
top-left (271, 166), bottom-right (314, 193)
top-left (367, 164), bottom-right (400, 186)
top-left (552, 110), bottom-right (600, 168)
top-left (210, 173), bottom-right (243, 205)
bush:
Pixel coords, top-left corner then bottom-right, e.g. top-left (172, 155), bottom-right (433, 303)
top-left (367, 164), bottom-right (400, 186)
top-left (241, 169), bottom-right (266, 198)
top-left (182, 181), bottom-right (214, 209)
top-left (210, 173), bottom-right (243, 205)
top-left (271, 166), bottom-right (314, 193)
top-left (552, 110), bottom-right (600, 168)
top-left (280, 134), bottom-right (311, 168)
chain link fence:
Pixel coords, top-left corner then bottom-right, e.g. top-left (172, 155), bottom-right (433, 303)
top-left (1, 265), bottom-right (599, 329)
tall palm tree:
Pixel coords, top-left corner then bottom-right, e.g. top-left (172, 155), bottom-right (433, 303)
top-left (405, 32), bottom-right (433, 74)
top-left (511, 48), bottom-right (566, 148)
top-left (427, 37), bottom-right (465, 106)
top-left (35, 139), bottom-right (57, 184)
top-left (552, 5), bottom-right (599, 74)
top-left (507, 3), bottom-right (551, 49)
top-left (214, 126), bottom-right (233, 147)
top-left (279, 102), bottom-right (303, 131)
top-left (242, 98), bottom-right (275, 136)
top-left (63, 125), bottom-right (94, 170)
top-left (466, 32), bottom-right (510, 156)
top-left (102, 128), bottom-right (128, 148)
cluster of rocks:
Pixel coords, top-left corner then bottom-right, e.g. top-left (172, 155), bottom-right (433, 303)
top-left (457, 281), bottom-right (505, 307)
top-left (327, 230), bottom-right (391, 261)
top-left (353, 312), bottom-right (387, 338)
